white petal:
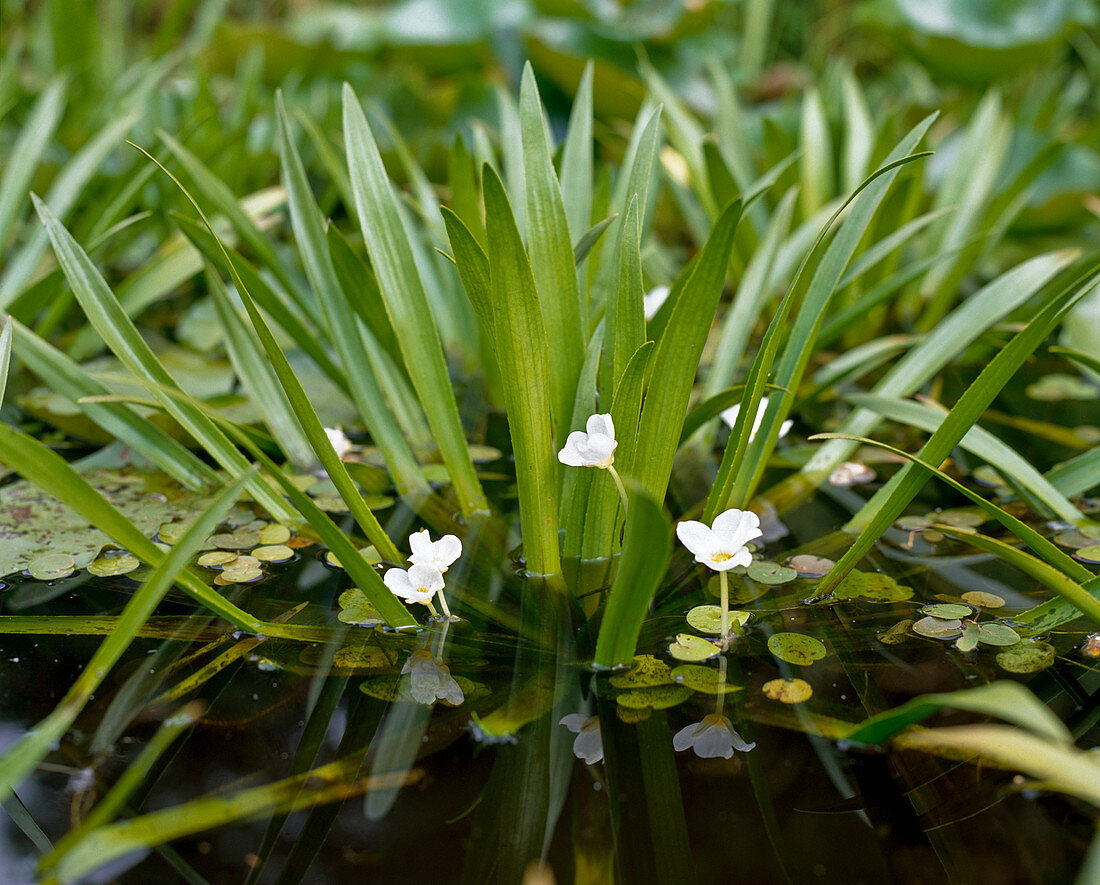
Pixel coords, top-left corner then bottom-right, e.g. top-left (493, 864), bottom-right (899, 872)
top-left (408, 563), bottom-right (445, 594)
top-left (713, 508), bottom-right (762, 547)
top-left (559, 714), bottom-right (588, 733)
top-left (557, 431), bottom-right (591, 466)
top-left (384, 567), bottom-right (423, 602)
top-left (573, 727), bottom-right (604, 764)
top-left (672, 722), bottom-right (700, 752)
top-left (731, 548), bottom-right (753, 568)
top-left (719, 403), bottom-right (741, 428)
top-left (434, 534), bottom-right (462, 568)
top-left (324, 427), bottom-right (352, 458)
top-left (586, 413), bottom-right (615, 441)
top-left (676, 521), bottom-right (714, 557)
top-left (692, 724), bottom-right (735, 759)
top-left (643, 285), bottom-right (670, 319)
top-left (580, 434), bottom-right (616, 468)
top-left (408, 529), bottom-right (433, 561)
top-left (778, 418), bottom-right (794, 439)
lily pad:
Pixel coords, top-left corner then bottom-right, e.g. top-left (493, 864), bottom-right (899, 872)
top-left (1053, 531), bottom-right (1096, 549)
top-left (766, 632), bottom-right (827, 666)
top-left (337, 589), bottom-right (386, 627)
top-left (976, 623), bottom-right (1021, 646)
top-left (762, 678), bottom-right (813, 704)
top-left (877, 619), bottom-right (914, 645)
top-left (996, 640), bottom-right (1056, 673)
top-left (921, 603), bottom-right (973, 620)
top-left (961, 591), bottom-right (1005, 609)
top-left (686, 605), bottom-right (751, 636)
top-left (746, 561), bottom-right (797, 585)
top-left (27, 553), bottom-right (76, 580)
top-left (912, 616), bottom-right (964, 639)
top-left (86, 554), bottom-right (140, 577)
top-left (1074, 545), bottom-right (1100, 565)
top-left (210, 530), bottom-right (261, 550)
top-left (609, 655), bottom-right (673, 688)
top-left (668, 633), bottom-right (721, 662)
top-left (252, 544), bottom-right (294, 563)
top-left (197, 551), bottom-right (237, 568)
top-left (671, 664), bottom-right (742, 694)
top-left (325, 546), bottom-right (383, 569)
top-left (955, 622), bottom-right (980, 652)
top-left (788, 555), bottom-right (834, 578)
top-left (616, 684), bottom-right (693, 710)
top-left (258, 524), bottom-right (292, 545)
top-left (833, 570), bottom-right (913, 603)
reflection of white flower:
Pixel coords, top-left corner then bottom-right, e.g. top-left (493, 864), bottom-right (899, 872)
top-left (408, 529), bottom-right (462, 573)
top-left (324, 426), bottom-right (353, 458)
top-left (676, 509), bottom-right (762, 572)
top-left (643, 285), bottom-right (670, 319)
top-left (383, 564), bottom-right (444, 605)
top-left (560, 714), bottom-right (604, 764)
top-left (672, 713), bottom-right (755, 758)
top-left (828, 461), bottom-right (876, 487)
top-left (558, 414), bottom-right (617, 469)
top-left (720, 397), bottom-right (792, 442)
top-left (402, 649), bottom-right (464, 706)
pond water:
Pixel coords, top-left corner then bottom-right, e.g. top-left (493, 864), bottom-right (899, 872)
top-left (0, 452), bottom-right (1096, 885)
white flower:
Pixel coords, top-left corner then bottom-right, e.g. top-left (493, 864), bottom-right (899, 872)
top-left (676, 508), bottom-right (762, 572)
top-left (408, 529), bottom-right (462, 573)
top-left (383, 564), bottom-right (444, 605)
top-left (720, 396), bottom-right (792, 442)
top-left (557, 414), bottom-right (617, 469)
top-left (643, 285), bottom-right (670, 319)
top-left (672, 713), bottom-right (755, 758)
top-left (324, 426), bottom-right (353, 458)
top-left (559, 714), bottom-right (604, 764)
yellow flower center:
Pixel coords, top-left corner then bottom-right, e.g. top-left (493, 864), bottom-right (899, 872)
top-left (711, 551), bottom-right (733, 562)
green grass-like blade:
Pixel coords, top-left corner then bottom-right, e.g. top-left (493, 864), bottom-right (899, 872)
top-left (600, 195), bottom-right (644, 400)
top-left (0, 470), bottom-right (252, 806)
top-left (560, 61), bottom-right (594, 242)
top-left (32, 195), bottom-right (296, 521)
top-left (799, 87), bottom-right (834, 219)
top-left (342, 84), bottom-right (487, 517)
top-left (593, 489), bottom-right (671, 667)
top-left (820, 266), bottom-right (1100, 593)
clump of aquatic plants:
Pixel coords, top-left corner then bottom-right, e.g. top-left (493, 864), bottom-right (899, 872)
top-left (1, 51), bottom-right (1099, 882)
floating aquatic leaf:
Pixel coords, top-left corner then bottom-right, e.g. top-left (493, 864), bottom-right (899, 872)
top-left (156, 522), bottom-right (187, 544)
top-left (935, 508), bottom-right (986, 528)
top-left (685, 605), bottom-right (751, 636)
top-left (955, 622), bottom-right (980, 652)
top-left (1053, 530), bottom-right (1095, 549)
top-left (766, 632), bottom-right (827, 666)
top-left (668, 633), bottom-right (721, 662)
top-left (896, 515), bottom-right (935, 531)
top-left (976, 623), bottom-right (1021, 646)
top-left (912, 616), bottom-right (964, 639)
top-left (214, 555), bottom-right (264, 585)
top-left (1075, 545), bottom-right (1100, 565)
top-left (337, 588), bottom-right (386, 627)
top-left (746, 561), bottom-right (797, 584)
top-left (921, 603), bottom-right (973, 620)
top-left (762, 678), bottom-right (813, 704)
top-left (325, 546), bottom-right (382, 569)
top-left (251, 544), bottom-right (294, 563)
top-left (616, 684), bottom-right (693, 710)
top-left (209, 530), bottom-right (261, 550)
top-left (788, 554), bottom-right (834, 577)
top-left (333, 644), bottom-right (392, 669)
top-left (833, 570), bottom-right (913, 603)
top-left (259, 524), bottom-right (292, 545)
top-left (877, 619), bottom-right (914, 645)
top-left (197, 551), bottom-right (237, 568)
top-left (996, 640), bottom-right (1056, 673)
top-left (86, 554), bottom-right (139, 577)
top-left (27, 553), bottom-right (76, 580)
top-left (961, 591), bottom-right (1006, 609)
top-left (671, 664), bottom-right (741, 694)
top-left (1026, 373), bottom-right (1097, 401)
top-left (608, 655), bottom-right (672, 688)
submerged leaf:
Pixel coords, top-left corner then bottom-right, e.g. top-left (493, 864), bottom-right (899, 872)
top-left (609, 654), bottom-right (674, 688)
top-left (996, 641), bottom-right (1056, 673)
top-left (671, 664), bottom-right (741, 695)
top-left (766, 632), bottom-right (827, 666)
top-left (833, 570), bottom-right (914, 603)
top-left (762, 678), bottom-right (813, 704)
top-left (616, 684), bottom-right (693, 710)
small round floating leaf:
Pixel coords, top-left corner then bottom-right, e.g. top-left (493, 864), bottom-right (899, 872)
top-left (156, 522), bottom-right (187, 545)
top-left (337, 588), bottom-right (385, 627)
top-left (668, 633), bottom-right (721, 662)
top-left (686, 605), bottom-right (751, 635)
top-left (27, 553), bottom-right (76, 580)
top-left (921, 603), bottom-right (973, 620)
top-left (766, 632), bottom-right (827, 666)
top-left (996, 641), bottom-right (1056, 673)
top-left (976, 623), bottom-right (1021, 647)
top-left (936, 508), bottom-right (986, 528)
top-left (197, 551), bottom-right (237, 568)
top-left (86, 554), bottom-right (139, 577)
top-left (312, 494), bottom-right (349, 513)
top-left (1083, 525), bottom-right (1100, 540)
top-left (762, 678), bottom-right (813, 704)
top-left (616, 684), bottom-right (693, 710)
top-left (259, 524), bottom-right (292, 545)
top-left (1074, 545), bottom-right (1100, 565)
top-left (325, 546), bottom-right (383, 569)
top-left (788, 555), bottom-right (834, 578)
top-left (747, 561), bottom-right (797, 585)
top-left (671, 664), bottom-right (741, 694)
top-left (210, 530), bottom-right (261, 550)
top-left (877, 619), bottom-right (913, 645)
top-left (1053, 531), bottom-right (1094, 549)
top-left (609, 654), bottom-right (673, 688)
top-left (252, 544), bottom-right (294, 563)
top-left (954, 623), bottom-right (980, 653)
top-left (961, 591), bottom-right (1005, 609)
top-left (912, 616), bottom-right (963, 639)
top-left (896, 515), bottom-right (935, 531)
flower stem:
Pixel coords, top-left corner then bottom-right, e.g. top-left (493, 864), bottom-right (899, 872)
top-left (435, 589), bottom-right (453, 620)
top-left (719, 569), bottom-right (729, 643)
top-left (607, 464), bottom-right (629, 514)
top-left (715, 655), bottom-right (728, 716)
top-left (426, 600), bottom-right (439, 619)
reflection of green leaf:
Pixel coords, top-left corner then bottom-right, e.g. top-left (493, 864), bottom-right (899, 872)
top-left (996, 641), bottom-right (1056, 673)
top-left (667, 633), bottom-right (721, 662)
top-left (833, 570), bottom-right (913, 603)
top-left (336, 589), bottom-right (385, 627)
top-left (766, 632), bottom-right (827, 666)
top-left (609, 655), bottom-right (672, 688)
top-left (332, 643), bottom-right (390, 669)
top-left (616, 684), bottom-right (692, 710)
top-left (671, 664), bottom-right (741, 695)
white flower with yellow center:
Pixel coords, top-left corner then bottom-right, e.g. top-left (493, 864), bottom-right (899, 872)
top-left (383, 564), bottom-right (444, 605)
top-left (557, 414), bottom-right (617, 469)
top-left (408, 529), bottom-right (462, 573)
top-left (676, 508), bottom-right (762, 572)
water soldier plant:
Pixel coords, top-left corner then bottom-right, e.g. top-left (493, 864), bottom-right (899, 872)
top-left (0, 41), bottom-right (1099, 883)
